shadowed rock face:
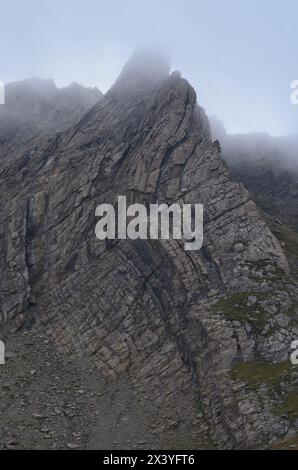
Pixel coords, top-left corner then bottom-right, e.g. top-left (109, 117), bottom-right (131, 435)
top-left (0, 53), bottom-right (297, 448)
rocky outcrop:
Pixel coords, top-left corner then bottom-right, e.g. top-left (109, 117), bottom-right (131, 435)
top-left (0, 52), bottom-right (297, 449)
top-left (210, 122), bottom-right (298, 233)
top-left (0, 78), bottom-right (102, 137)
top-left (0, 78), bottom-right (102, 164)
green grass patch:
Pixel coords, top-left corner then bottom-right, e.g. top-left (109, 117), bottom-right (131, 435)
top-left (273, 390), bottom-right (298, 420)
top-left (230, 360), bottom-right (291, 389)
top-left (214, 291), bottom-right (271, 331)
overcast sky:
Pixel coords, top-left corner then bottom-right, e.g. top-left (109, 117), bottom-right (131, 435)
top-left (0, 0), bottom-right (297, 135)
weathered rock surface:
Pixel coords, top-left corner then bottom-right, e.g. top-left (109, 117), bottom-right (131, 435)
top-left (0, 78), bottom-right (102, 166)
top-left (0, 78), bottom-right (102, 137)
top-left (0, 52), bottom-right (297, 449)
top-left (210, 120), bottom-right (298, 279)
top-left (210, 121), bottom-right (298, 233)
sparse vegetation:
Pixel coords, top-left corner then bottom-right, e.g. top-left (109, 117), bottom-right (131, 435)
top-left (166, 436), bottom-right (217, 450)
top-left (270, 434), bottom-right (298, 450)
top-left (214, 291), bottom-right (272, 332)
top-left (230, 360), bottom-right (291, 389)
top-left (264, 215), bottom-right (298, 279)
top-left (273, 390), bottom-right (298, 420)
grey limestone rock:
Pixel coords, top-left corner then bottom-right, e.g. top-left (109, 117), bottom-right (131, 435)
top-left (0, 52), bottom-right (297, 448)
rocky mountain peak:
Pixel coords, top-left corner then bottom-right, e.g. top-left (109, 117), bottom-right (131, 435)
top-left (0, 52), bottom-right (297, 450)
top-left (0, 78), bottom-right (103, 140)
top-left (108, 49), bottom-right (171, 98)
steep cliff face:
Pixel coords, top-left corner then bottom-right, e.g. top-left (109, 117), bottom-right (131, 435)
top-left (210, 123), bottom-right (298, 280)
top-left (210, 124), bottom-right (298, 233)
top-left (1, 53), bottom-right (297, 448)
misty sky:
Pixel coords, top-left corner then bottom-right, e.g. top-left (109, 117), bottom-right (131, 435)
top-left (0, 0), bottom-right (297, 135)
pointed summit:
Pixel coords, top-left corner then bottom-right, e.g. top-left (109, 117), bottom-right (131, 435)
top-left (108, 49), bottom-right (171, 97)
